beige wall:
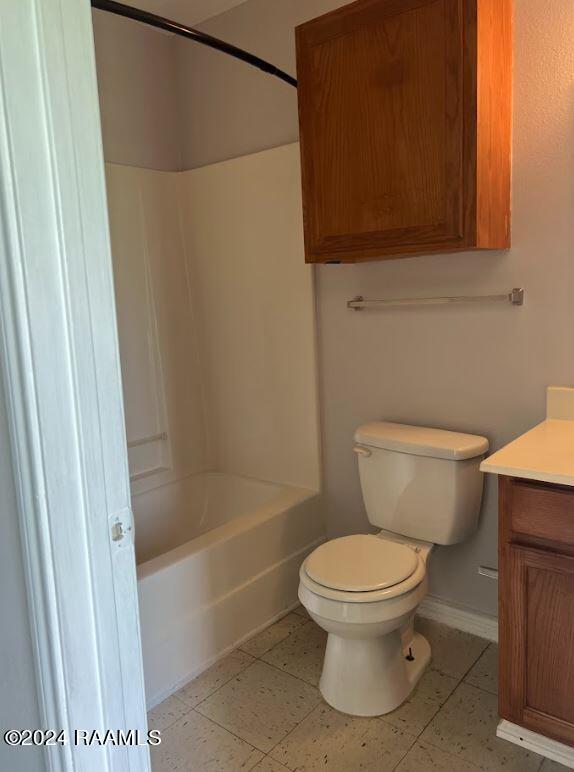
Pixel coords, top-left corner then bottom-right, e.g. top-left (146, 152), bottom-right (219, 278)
top-left (175, 0), bottom-right (347, 170)
top-left (183, 0), bottom-right (574, 616)
top-left (92, 10), bottom-right (182, 171)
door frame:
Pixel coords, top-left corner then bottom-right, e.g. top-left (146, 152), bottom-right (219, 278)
top-left (0, 1), bottom-right (150, 770)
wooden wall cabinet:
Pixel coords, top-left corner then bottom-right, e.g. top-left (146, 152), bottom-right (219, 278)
top-left (296, 0), bottom-right (512, 264)
top-left (499, 476), bottom-right (574, 748)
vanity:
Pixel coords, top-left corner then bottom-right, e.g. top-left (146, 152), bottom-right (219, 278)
top-left (481, 387), bottom-right (574, 764)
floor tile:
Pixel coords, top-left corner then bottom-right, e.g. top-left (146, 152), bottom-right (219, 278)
top-left (251, 757), bottom-right (290, 772)
top-left (541, 759), bottom-right (573, 771)
top-left (151, 709), bottom-right (263, 772)
top-left (148, 694), bottom-right (191, 733)
top-left (395, 740), bottom-right (481, 771)
top-left (464, 643), bottom-right (498, 695)
top-left (240, 613), bottom-right (308, 658)
top-left (381, 668), bottom-right (458, 736)
top-left (270, 703), bottom-right (416, 772)
top-left (196, 660), bottom-right (320, 753)
top-left (261, 620), bottom-right (326, 686)
top-left (421, 682), bottom-right (542, 771)
top-left (176, 650), bottom-right (255, 708)
top-left (415, 617), bottom-right (489, 679)
top-left (292, 604), bottom-right (310, 619)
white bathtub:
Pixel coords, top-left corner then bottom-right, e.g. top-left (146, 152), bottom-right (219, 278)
top-left (134, 472), bottom-right (324, 707)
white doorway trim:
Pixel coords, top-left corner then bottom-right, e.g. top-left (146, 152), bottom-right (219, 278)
top-left (0, 1), bottom-right (150, 770)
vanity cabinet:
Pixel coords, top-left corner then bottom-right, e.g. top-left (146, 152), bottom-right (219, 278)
top-left (295, 0), bottom-right (512, 264)
top-left (499, 476), bottom-right (574, 747)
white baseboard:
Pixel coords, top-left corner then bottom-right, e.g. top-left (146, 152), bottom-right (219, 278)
top-left (498, 720), bottom-right (574, 769)
top-left (418, 595), bottom-right (498, 643)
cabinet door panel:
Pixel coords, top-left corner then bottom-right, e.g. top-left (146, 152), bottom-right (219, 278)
top-left (296, 0), bottom-right (467, 260)
top-left (526, 563), bottom-right (574, 724)
top-left (501, 545), bottom-right (574, 746)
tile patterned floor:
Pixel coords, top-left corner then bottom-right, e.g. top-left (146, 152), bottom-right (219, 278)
top-left (150, 607), bottom-right (571, 772)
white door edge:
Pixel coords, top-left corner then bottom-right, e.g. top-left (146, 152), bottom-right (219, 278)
top-left (0, 1), bottom-right (150, 770)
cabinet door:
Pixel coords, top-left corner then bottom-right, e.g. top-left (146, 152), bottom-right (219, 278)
top-left (500, 545), bottom-right (574, 746)
top-left (296, 0), bottom-right (470, 262)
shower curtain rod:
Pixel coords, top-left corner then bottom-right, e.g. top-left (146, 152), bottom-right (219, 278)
top-left (91, 0), bottom-right (298, 88)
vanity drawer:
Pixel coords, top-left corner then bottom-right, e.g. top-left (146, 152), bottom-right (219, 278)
top-left (511, 481), bottom-right (574, 545)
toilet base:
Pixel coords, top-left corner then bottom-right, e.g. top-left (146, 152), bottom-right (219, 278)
top-left (319, 631), bottom-right (430, 717)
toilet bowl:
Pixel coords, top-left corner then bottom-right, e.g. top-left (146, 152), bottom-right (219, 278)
top-left (299, 421), bottom-right (488, 717)
top-left (299, 533), bottom-right (432, 716)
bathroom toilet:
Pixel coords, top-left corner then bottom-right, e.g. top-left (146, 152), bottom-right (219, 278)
top-left (299, 422), bottom-right (488, 717)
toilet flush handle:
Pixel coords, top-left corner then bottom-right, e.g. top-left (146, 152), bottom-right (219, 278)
top-left (353, 444), bottom-right (372, 458)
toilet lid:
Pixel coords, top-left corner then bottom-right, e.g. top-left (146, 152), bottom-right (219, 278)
top-left (305, 535), bottom-right (418, 592)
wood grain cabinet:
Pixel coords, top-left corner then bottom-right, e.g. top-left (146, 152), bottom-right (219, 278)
top-left (296, 0), bottom-right (512, 264)
top-left (499, 477), bottom-right (574, 747)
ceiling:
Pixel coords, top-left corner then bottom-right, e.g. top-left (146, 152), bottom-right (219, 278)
top-left (117, 0), bottom-right (249, 27)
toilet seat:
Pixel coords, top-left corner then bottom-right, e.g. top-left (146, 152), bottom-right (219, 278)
top-left (301, 536), bottom-right (426, 604)
top-left (305, 534), bottom-right (418, 592)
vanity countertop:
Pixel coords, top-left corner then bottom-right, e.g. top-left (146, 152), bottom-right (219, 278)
top-left (481, 387), bottom-right (574, 486)
top-left (480, 418), bottom-right (574, 487)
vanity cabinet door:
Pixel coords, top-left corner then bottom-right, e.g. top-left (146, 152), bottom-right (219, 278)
top-left (500, 544), bottom-right (574, 746)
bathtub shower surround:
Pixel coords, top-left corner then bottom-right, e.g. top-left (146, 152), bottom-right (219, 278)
top-left (177, 143), bottom-right (320, 489)
top-left (105, 163), bottom-right (208, 489)
top-left (105, 143), bottom-right (323, 706)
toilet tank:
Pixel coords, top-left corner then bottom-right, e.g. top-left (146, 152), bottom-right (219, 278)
top-left (354, 422), bottom-right (489, 545)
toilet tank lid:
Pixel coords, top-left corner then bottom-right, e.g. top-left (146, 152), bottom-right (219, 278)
top-left (354, 422), bottom-right (489, 460)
